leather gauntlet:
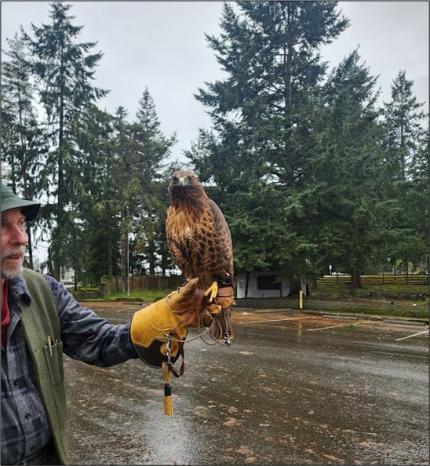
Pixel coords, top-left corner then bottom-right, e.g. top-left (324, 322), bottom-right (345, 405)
top-left (130, 278), bottom-right (204, 368)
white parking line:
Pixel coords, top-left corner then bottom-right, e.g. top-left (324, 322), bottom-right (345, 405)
top-left (306, 322), bottom-right (362, 332)
top-left (239, 317), bottom-right (309, 325)
top-left (395, 329), bottom-right (429, 342)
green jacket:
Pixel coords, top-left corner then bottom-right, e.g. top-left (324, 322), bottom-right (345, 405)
top-left (20, 268), bottom-right (69, 465)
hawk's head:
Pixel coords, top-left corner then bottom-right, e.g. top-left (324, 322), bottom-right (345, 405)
top-left (168, 170), bottom-right (206, 203)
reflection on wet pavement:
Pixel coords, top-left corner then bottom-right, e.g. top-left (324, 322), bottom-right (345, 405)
top-left (65, 307), bottom-right (429, 464)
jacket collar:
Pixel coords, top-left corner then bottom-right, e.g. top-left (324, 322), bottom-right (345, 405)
top-left (9, 273), bottom-right (32, 305)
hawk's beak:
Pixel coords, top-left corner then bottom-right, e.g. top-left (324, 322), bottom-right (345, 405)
top-left (178, 176), bottom-right (187, 186)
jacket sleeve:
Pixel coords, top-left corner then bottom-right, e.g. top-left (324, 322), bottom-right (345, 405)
top-left (43, 275), bottom-right (139, 367)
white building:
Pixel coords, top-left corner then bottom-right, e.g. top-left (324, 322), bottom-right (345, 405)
top-left (61, 267), bottom-right (75, 287)
top-left (235, 271), bottom-right (307, 299)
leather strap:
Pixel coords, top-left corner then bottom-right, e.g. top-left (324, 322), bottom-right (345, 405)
top-left (168, 343), bottom-right (185, 377)
top-left (217, 286), bottom-right (234, 298)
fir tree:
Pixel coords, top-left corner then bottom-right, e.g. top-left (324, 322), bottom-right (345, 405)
top-left (307, 50), bottom-right (389, 287)
top-left (188, 1), bottom-right (348, 283)
top-left (132, 89), bottom-right (176, 275)
top-left (383, 70), bottom-right (427, 180)
top-left (1, 32), bottom-right (49, 268)
top-left (382, 71), bottom-right (428, 272)
top-left (72, 106), bottom-right (121, 284)
top-left (23, 2), bottom-right (108, 279)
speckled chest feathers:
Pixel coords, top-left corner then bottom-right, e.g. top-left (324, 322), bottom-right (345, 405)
top-left (166, 171), bottom-right (233, 290)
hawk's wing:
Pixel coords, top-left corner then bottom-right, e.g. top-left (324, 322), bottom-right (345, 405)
top-left (208, 199), bottom-right (233, 285)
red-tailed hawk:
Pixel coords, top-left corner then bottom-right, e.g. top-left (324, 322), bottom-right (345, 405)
top-left (166, 170), bottom-right (234, 343)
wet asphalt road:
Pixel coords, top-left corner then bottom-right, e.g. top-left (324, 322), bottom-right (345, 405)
top-left (64, 305), bottom-right (429, 465)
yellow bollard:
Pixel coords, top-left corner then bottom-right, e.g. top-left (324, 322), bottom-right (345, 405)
top-left (299, 290), bottom-right (304, 310)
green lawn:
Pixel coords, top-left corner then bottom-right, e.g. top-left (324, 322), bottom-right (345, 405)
top-left (80, 282), bottom-right (429, 320)
top-left (86, 289), bottom-right (170, 302)
top-left (314, 283), bottom-right (428, 300)
top-left (301, 298), bottom-right (428, 319)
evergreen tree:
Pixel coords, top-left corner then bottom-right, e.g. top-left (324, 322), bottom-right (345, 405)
top-left (72, 106), bottom-right (121, 284)
top-left (383, 71), bottom-right (426, 180)
top-left (131, 89), bottom-right (176, 275)
top-left (23, 2), bottom-right (108, 279)
top-left (111, 106), bottom-right (138, 280)
top-left (196, 1), bottom-right (348, 183)
top-left (188, 1), bottom-right (348, 284)
top-left (382, 71), bottom-right (428, 272)
top-left (109, 94), bottom-right (175, 279)
top-left (1, 32), bottom-right (49, 268)
top-left (306, 50), bottom-right (390, 287)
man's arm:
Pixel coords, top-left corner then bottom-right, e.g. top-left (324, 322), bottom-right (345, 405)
top-left (43, 275), bottom-right (138, 367)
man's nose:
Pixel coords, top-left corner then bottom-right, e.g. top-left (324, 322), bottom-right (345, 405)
top-left (11, 225), bottom-right (28, 246)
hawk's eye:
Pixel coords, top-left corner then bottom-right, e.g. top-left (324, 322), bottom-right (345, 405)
top-left (187, 175), bottom-right (193, 182)
top-left (172, 176), bottom-right (178, 182)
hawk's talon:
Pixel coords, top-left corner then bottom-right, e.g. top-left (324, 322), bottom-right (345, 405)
top-left (204, 281), bottom-right (219, 302)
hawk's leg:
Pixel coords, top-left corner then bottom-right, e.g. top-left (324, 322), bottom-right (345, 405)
top-left (204, 281), bottom-right (219, 302)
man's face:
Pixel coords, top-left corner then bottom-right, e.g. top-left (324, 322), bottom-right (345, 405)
top-left (1, 209), bottom-right (28, 279)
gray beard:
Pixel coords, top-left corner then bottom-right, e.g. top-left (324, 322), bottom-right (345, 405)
top-left (1, 264), bottom-right (23, 280)
top-left (1, 246), bottom-right (26, 279)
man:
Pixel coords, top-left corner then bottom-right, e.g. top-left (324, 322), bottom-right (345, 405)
top-left (1, 183), bottom-right (204, 465)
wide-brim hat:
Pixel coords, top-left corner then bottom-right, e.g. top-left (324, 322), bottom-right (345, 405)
top-left (1, 183), bottom-right (41, 221)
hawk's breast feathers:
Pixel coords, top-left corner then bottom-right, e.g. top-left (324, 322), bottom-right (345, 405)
top-left (166, 171), bottom-right (233, 290)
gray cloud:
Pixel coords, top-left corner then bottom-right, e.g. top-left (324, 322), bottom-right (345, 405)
top-left (322, 2), bottom-right (428, 107)
top-left (2, 1), bottom-right (428, 163)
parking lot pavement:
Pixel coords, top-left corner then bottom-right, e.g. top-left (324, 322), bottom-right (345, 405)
top-left (65, 306), bottom-right (429, 465)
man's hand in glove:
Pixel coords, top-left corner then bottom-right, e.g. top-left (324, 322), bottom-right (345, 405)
top-left (130, 278), bottom-right (205, 368)
top-left (204, 286), bottom-right (235, 343)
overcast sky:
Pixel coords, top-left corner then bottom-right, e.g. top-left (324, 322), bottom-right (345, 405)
top-left (2, 1), bottom-right (429, 165)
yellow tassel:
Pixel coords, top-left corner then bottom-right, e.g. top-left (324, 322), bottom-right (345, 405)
top-left (162, 362), bottom-right (174, 415)
top-left (164, 393), bottom-right (173, 416)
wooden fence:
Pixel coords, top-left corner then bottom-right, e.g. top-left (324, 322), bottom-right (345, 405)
top-left (317, 274), bottom-right (428, 286)
top-left (102, 275), bottom-right (184, 295)
top-left (100, 273), bottom-right (427, 297)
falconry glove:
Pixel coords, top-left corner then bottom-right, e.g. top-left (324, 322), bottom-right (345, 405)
top-left (203, 285), bottom-right (235, 344)
top-left (130, 278), bottom-right (204, 368)
top-left (205, 286), bottom-right (235, 315)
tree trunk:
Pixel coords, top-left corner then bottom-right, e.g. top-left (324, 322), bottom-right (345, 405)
top-left (148, 241), bottom-right (156, 275)
top-left (283, 4), bottom-right (293, 114)
top-left (55, 47), bottom-right (66, 281)
top-left (282, 4), bottom-right (295, 186)
top-left (307, 275), bottom-right (317, 296)
top-left (120, 207), bottom-right (130, 282)
top-left (55, 137), bottom-right (64, 279)
top-left (311, 275), bottom-right (318, 292)
top-left (351, 268), bottom-right (362, 289)
top-left (121, 233), bottom-right (128, 280)
top-left (26, 225), bottom-right (34, 269)
top-left (107, 236), bottom-right (113, 277)
top-left (160, 251), bottom-right (167, 276)
top-left (400, 123), bottom-right (406, 180)
top-left (245, 271), bottom-right (250, 298)
top-left (23, 179), bottom-right (34, 269)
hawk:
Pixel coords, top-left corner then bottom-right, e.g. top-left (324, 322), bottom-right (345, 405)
top-left (166, 170), bottom-right (234, 343)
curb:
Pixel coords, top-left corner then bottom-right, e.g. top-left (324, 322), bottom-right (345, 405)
top-left (233, 307), bottom-right (429, 326)
top-left (301, 309), bottom-right (428, 326)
